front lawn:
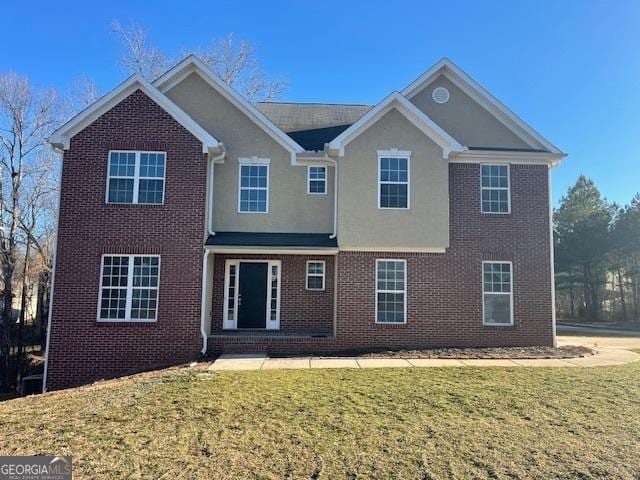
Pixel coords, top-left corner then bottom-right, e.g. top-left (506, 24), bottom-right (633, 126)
top-left (1, 363), bottom-right (640, 479)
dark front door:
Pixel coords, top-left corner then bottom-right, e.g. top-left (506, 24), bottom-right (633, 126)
top-left (237, 262), bottom-right (268, 328)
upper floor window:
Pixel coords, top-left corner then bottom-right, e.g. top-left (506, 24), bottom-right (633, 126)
top-left (376, 259), bottom-right (407, 324)
top-left (307, 166), bottom-right (327, 194)
top-left (238, 160), bottom-right (269, 213)
top-left (481, 164), bottom-right (510, 214)
top-left (107, 151), bottom-right (165, 205)
top-left (378, 150), bottom-right (410, 209)
top-left (98, 255), bottom-right (160, 322)
top-left (482, 261), bottom-right (513, 325)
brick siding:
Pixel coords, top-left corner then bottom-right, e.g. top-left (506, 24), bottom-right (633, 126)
top-left (45, 89), bottom-right (207, 390)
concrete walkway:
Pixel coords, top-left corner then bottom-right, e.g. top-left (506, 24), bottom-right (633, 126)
top-left (208, 345), bottom-right (640, 372)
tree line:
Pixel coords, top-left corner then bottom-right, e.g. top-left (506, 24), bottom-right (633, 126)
top-left (0, 21), bottom-right (285, 393)
top-left (555, 176), bottom-right (640, 324)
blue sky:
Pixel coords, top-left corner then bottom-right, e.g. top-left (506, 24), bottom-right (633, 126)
top-left (3, 0), bottom-right (639, 206)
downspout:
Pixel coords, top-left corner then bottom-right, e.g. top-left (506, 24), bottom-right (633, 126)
top-left (548, 165), bottom-right (557, 347)
top-left (42, 145), bottom-right (64, 392)
top-left (200, 249), bottom-right (212, 355)
top-left (327, 158), bottom-right (338, 239)
top-left (208, 144), bottom-right (226, 236)
top-left (202, 145), bottom-right (226, 355)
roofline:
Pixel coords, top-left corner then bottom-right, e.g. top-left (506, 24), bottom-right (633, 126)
top-left (328, 92), bottom-right (466, 158)
top-left (255, 101), bottom-right (373, 107)
top-left (48, 74), bottom-right (220, 153)
top-left (400, 58), bottom-right (564, 155)
top-left (450, 148), bottom-right (566, 167)
top-left (153, 55), bottom-right (305, 163)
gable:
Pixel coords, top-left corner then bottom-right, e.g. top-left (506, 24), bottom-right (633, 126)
top-left (154, 56), bottom-right (304, 162)
top-left (163, 72), bottom-right (290, 159)
top-left (49, 74), bottom-right (219, 153)
top-left (410, 74), bottom-right (534, 150)
top-left (328, 92), bottom-right (464, 158)
top-left (401, 59), bottom-right (562, 154)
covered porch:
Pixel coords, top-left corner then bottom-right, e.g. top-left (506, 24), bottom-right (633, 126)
top-left (200, 232), bottom-right (338, 353)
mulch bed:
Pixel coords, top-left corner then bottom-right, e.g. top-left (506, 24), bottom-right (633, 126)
top-left (323, 345), bottom-right (594, 360)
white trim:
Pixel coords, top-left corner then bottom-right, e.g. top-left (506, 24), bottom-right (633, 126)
top-left (339, 246), bottom-right (446, 253)
top-left (153, 56), bottom-right (304, 163)
top-left (328, 92), bottom-right (465, 158)
top-left (237, 162), bottom-right (269, 214)
top-left (480, 163), bottom-right (511, 214)
top-left (377, 150), bottom-right (411, 210)
top-left (49, 74), bottom-right (219, 154)
top-left (450, 149), bottom-right (565, 167)
top-left (222, 259), bottom-right (281, 330)
top-left (239, 156), bottom-right (271, 165)
top-left (307, 165), bottom-right (327, 195)
top-left (106, 150), bottom-right (166, 205)
top-left (375, 259), bottom-right (407, 324)
top-left (207, 246), bottom-right (338, 255)
top-left (482, 260), bottom-right (514, 326)
top-left (306, 260), bottom-right (326, 291)
top-left (401, 58), bottom-right (564, 155)
top-left (96, 254), bottom-right (161, 323)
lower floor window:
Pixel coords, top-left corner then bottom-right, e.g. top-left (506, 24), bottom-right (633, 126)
top-left (376, 259), bottom-right (406, 323)
top-left (306, 261), bottom-right (325, 290)
top-left (483, 261), bottom-right (513, 325)
top-left (99, 255), bottom-right (160, 321)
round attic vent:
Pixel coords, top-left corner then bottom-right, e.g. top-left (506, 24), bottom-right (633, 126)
top-left (432, 86), bottom-right (450, 104)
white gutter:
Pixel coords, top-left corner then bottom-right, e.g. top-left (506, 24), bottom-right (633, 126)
top-left (548, 165), bottom-right (557, 347)
top-left (207, 144), bottom-right (226, 236)
top-left (42, 146), bottom-right (64, 392)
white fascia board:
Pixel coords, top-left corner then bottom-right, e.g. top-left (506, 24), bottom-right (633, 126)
top-left (401, 58), bottom-right (564, 155)
top-left (450, 149), bottom-right (566, 167)
top-left (153, 55), bottom-right (305, 163)
top-left (48, 74), bottom-right (220, 154)
top-left (328, 92), bottom-right (465, 158)
top-left (205, 246), bottom-right (338, 255)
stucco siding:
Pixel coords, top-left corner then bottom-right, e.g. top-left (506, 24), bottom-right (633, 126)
top-left (165, 72), bottom-right (333, 233)
top-left (410, 74), bottom-right (539, 150)
top-left (338, 108), bottom-right (449, 249)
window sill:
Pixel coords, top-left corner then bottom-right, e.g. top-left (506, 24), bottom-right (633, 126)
top-left (374, 322), bottom-right (408, 327)
top-left (482, 323), bottom-right (515, 328)
top-left (106, 203), bottom-right (164, 207)
top-left (97, 319), bottom-right (157, 324)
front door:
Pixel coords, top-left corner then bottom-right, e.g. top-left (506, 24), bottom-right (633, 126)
top-left (237, 262), bottom-right (268, 328)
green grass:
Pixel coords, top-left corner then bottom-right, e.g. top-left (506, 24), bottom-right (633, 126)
top-left (1, 364), bottom-right (640, 479)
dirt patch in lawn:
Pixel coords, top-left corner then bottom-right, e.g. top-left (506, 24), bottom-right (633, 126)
top-left (321, 345), bottom-right (594, 359)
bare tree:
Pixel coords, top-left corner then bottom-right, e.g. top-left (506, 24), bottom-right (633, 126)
top-left (61, 76), bottom-right (100, 120)
top-left (112, 21), bottom-right (286, 100)
top-left (0, 72), bottom-right (59, 392)
top-left (111, 20), bottom-right (170, 82)
top-left (192, 34), bottom-right (286, 101)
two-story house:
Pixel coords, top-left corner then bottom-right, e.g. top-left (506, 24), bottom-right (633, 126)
top-left (44, 57), bottom-right (565, 390)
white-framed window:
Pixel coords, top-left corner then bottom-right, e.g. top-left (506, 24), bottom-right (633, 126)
top-left (482, 261), bottom-right (513, 326)
top-left (378, 150), bottom-right (410, 209)
top-left (481, 164), bottom-right (510, 213)
top-left (375, 259), bottom-right (407, 324)
top-left (238, 159), bottom-right (269, 213)
top-left (107, 151), bottom-right (165, 204)
top-left (98, 255), bottom-right (161, 322)
top-left (306, 261), bottom-right (326, 290)
top-left (307, 166), bottom-right (327, 194)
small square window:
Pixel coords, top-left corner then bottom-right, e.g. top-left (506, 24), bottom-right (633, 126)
top-left (107, 151), bottom-right (165, 205)
top-left (308, 166), bottom-right (327, 194)
top-left (306, 261), bottom-right (325, 290)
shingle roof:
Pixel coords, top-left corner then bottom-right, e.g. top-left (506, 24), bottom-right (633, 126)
top-left (254, 102), bottom-right (372, 133)
top-left (206, 232), bottom-right (337, 248)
